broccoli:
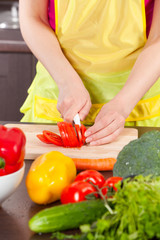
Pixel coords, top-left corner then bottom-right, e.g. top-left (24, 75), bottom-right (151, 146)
top-left (113, 130), bottom-right (160, 178)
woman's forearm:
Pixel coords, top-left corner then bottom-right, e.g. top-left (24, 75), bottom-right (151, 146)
top-left (19, 0), bottom-right (82, 88)
top-left (113, 37), bottom-right (160, 118)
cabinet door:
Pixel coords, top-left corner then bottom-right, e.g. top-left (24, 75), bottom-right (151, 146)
top-left (0, 52), bottom-right (36, 121)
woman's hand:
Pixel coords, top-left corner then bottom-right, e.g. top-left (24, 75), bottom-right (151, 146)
top-left (85, 100), bottom-right (126, 146)
top-left (57, 71), bottom-right (92, 122)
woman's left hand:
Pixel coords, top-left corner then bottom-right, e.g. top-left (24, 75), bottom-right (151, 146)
top-left (85, 101), bottom-right (126, 145)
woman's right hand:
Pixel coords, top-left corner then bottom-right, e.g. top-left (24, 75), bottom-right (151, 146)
top-left (57, 71), bottom-right (92, 123)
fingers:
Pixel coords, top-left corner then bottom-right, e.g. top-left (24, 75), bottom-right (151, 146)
top-left (85, 113), bottom-right (125, 145)
top-left (87, 127), bottom-right (124, 146)
top-left (57, 97), bottom-right (73, 120)
top-left (57, 99), bottom-right (91, 122)
top-left (79, 100), bottom-right (92, 121)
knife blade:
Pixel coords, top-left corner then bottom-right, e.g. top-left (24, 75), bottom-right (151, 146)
top-left (73, 113), bottom-right (81, 127)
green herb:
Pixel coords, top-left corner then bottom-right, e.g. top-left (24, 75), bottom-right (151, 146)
top-left (52, 175), bottom-right (160, 240)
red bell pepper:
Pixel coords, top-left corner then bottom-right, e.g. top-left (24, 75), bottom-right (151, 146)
top-left (0, 125), bottom-right (26, 176)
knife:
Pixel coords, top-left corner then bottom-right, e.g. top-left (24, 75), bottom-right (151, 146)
top-left (73, 113), bottom-right (81, 127)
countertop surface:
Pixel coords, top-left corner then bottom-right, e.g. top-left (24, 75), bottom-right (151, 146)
top-left (0, 123), bottom-right (159, 240)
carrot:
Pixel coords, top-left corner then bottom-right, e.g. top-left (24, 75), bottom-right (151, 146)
top-left (72, 158), bottom-right (117, 171)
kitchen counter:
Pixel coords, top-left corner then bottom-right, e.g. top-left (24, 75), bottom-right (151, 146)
top-left (0, 124), bottom-right (159, 240)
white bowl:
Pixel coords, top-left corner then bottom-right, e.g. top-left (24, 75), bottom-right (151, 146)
top-left (0, 163), bottom-right (25, 204)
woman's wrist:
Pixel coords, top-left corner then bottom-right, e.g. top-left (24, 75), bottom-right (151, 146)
top-left (112, 89), bottom-right (137, 119)
top-left (48, 50), bottom-right (83, 89)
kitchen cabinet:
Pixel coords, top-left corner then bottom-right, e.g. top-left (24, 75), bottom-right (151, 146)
top-left (0, 1), bottom-right (37, 121)
top-left (0, 51), bottom-right (36, 121)
top-left (0, 30), bottom-right (37, 121)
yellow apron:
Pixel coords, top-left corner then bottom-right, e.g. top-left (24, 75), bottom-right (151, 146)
top-left (20, 0), bottom-right (160, 126)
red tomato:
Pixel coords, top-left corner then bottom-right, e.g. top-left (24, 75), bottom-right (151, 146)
top-left (75, 170), bottom-right (105, 188)
top-left (101, 176), bottom-right (123, 197)
top-left (61, 181), bottom-right (97, 204)
top-left (105, 176), bottom-right (123, 191)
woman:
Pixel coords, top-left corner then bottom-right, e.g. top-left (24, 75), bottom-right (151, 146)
top-left (19, 0), bottom-right (160, 145)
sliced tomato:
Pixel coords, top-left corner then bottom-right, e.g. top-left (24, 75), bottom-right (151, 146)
top-left (62, 122), bottom-right (71, 147)
top-left (68, 123), bottom-right (80, 147)
top-left (43, 130), bottom-right (62, 140)
top-left (36, 134), bottom-right (53, 144)
top-left (58, 122), bottom-right (80, 147)
top-left (81, 124), bottom-right (87, 144)
top-left (42, 130), bottom-right (64, 146)
top-left (39, 122), bottom-right (86, 148)
top-left (58, 122), bottom-right (69, 147)
top-left (62, 122), bottom-right (73, 147)
top-left (75, 124), bottom-right (83, 147)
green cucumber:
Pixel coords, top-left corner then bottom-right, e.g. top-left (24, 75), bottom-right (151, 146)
top-left (29, 199), bottom-right (106, 233)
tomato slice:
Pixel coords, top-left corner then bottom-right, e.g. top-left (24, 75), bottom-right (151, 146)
top-left (68, 123), bottom-right (80, 147)
top-left (81, 124), bottom-right (87, 144)
top-left (42, 130), bottom-right (64, 146)
top-left (62, 122), bottom-right (71, 147)
top-left (75, 124), bottom-right (83, 147)
top-left (36, 134), bottom-right (53, 144)
top-left (57, 122), bottom-right (69, 147)
top-left (62, 122), bottom-right (73, 147)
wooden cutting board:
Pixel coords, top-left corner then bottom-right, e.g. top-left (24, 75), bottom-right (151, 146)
top-left (5, 124), bottom-right (138, 160)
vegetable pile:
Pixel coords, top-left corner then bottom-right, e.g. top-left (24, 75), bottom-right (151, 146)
top-left (52, 175), bottom-right (160, 240)
top-left (29, 171), bottom-right (122, 234)
top-left (37, 122), bottom-right (86, 147)
top-left (28, 130), bottom-right (160, 240)
top-left (0, 125), bottom-right (26, 176)
top-left (113, 130), bottom-right (160, 178)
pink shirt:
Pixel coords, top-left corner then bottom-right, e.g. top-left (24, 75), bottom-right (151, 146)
top-left (48, 0), bottom-right (155, 37)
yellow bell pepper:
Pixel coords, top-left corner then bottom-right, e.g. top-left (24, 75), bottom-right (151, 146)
top-left (26, 151), bottom-right (76, 204)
